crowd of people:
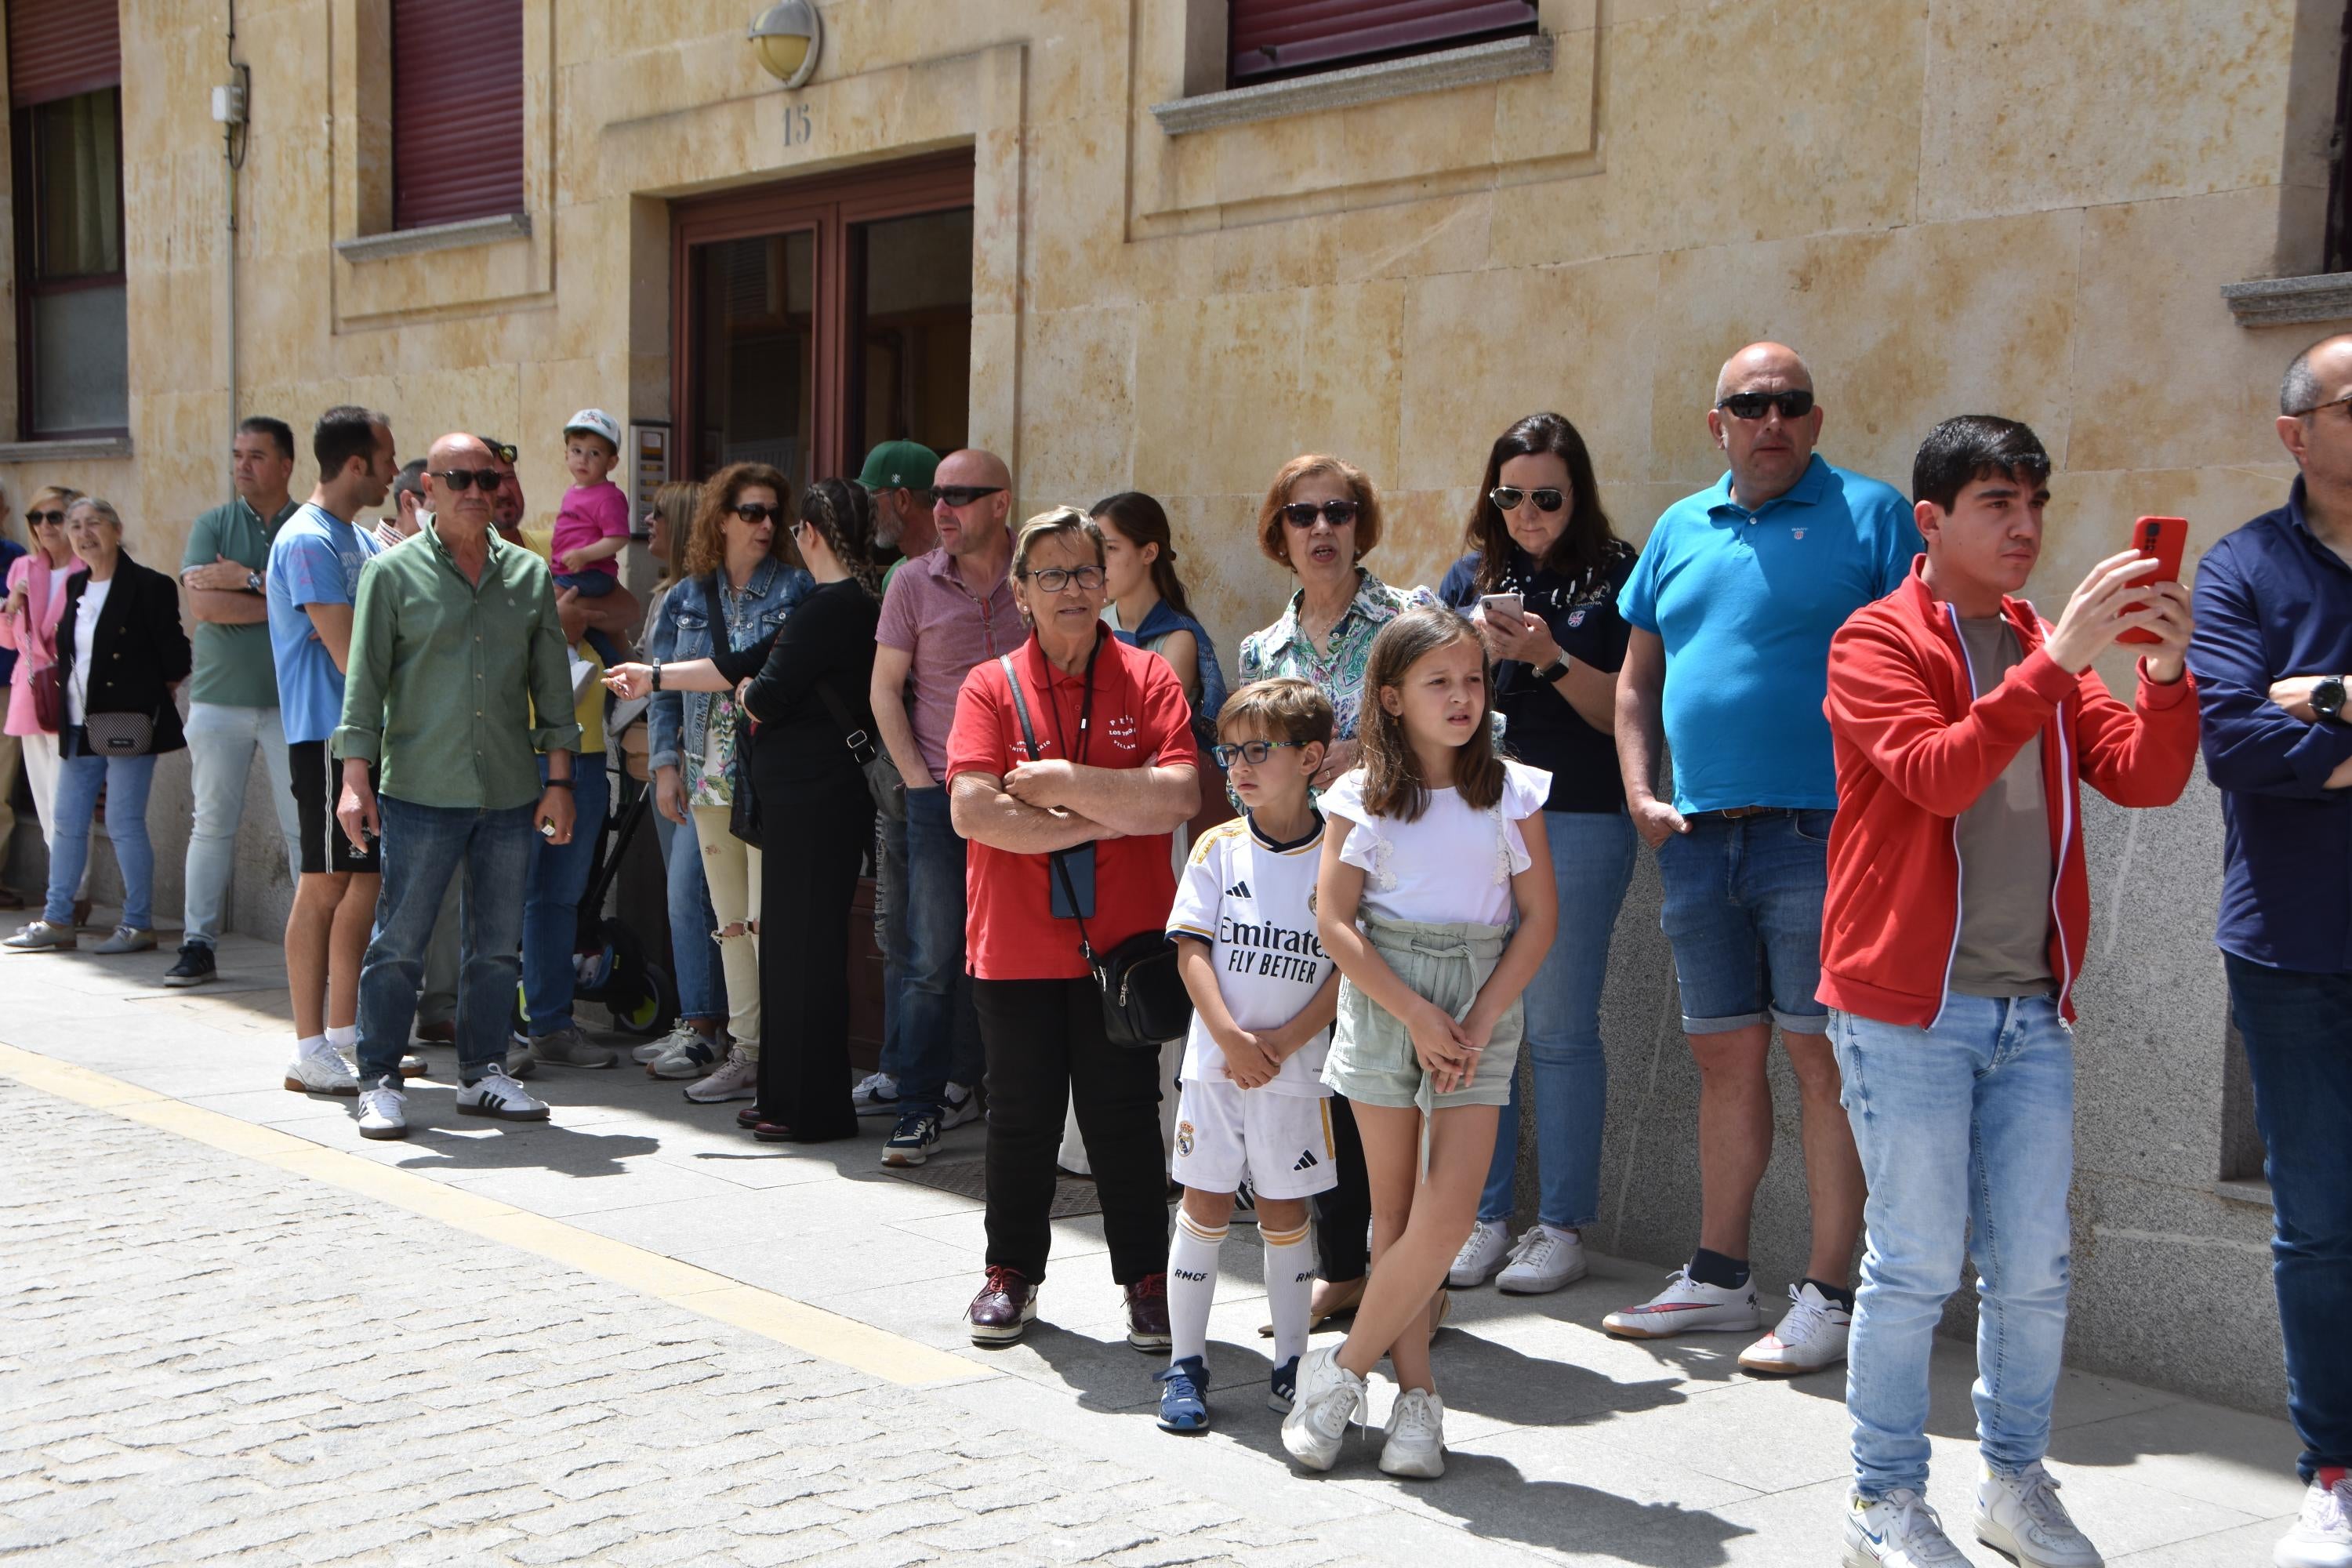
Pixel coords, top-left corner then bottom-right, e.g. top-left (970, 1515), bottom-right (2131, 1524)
top-left (0, 331), bottom-right (2346, 1568)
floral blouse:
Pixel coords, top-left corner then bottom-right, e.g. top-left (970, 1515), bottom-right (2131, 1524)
top-left (1236, 568), bottom-right (1437, 742)
top-left (687, 696), bottom-right (741, 807)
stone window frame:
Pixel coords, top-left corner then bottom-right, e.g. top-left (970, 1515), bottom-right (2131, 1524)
top-left (2222, 0), bottom-right (2352, 328)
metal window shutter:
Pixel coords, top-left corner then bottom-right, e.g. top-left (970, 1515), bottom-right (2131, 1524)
top-left (5, 0), bottom-right (121, 106)
top-left (392, 0), bottom-right (523, 230)
top-left (1229, 0), bottom-right (1536, 83)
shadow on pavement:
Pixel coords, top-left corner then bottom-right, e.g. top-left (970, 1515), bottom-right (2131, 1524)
top-left (393, 1120), bottom-right (661, 1177)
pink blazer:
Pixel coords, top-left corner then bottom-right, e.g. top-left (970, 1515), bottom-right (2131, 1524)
top-left (2, 553), bottom-right (87, 737)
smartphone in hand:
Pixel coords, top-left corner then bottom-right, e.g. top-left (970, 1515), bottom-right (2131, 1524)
top-left (1478, 592), bottom-right (1524, 625)
top-left (2120, 516), bottom-right (2187, 645)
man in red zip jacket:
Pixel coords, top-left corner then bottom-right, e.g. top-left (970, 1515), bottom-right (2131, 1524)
top-left (1820, 417), bottom-right (2198, 1568)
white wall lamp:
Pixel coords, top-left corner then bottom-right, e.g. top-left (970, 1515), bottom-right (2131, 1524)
top-left (750, 1), bottom-right (823, 89)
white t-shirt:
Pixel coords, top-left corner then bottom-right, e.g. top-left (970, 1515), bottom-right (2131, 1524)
top-left (1321, 760), bottom-right (1552, 927)
top-left (68, 577), bottom-right (111, 724)
top-left (47, 565), bottom-right (70, 603)
top-left (1166, 811), bottom-right (1335, 1098)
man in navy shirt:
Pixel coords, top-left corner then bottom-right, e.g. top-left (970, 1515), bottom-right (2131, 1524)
top-left (2188, 333), bottom-right (2352, 1568)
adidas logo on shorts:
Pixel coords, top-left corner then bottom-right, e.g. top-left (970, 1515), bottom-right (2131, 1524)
top-left (1292, 1149), bottom-right (1319, 1172)
top-left (1225, 879), bottom-right (1252, 898)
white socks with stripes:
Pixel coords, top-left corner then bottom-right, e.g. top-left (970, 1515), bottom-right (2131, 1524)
top-left (1169, 1210), bottom-right (1226, 1365)
top-left (1262, 1220), bottom-right (1314, 1368)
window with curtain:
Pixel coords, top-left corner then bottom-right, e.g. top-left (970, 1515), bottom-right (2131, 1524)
top-left (1227, 0), bottom-right (1539, 85)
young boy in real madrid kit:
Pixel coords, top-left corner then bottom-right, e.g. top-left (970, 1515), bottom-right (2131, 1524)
top-left (1156, 679), bottom-right (1342, 1434)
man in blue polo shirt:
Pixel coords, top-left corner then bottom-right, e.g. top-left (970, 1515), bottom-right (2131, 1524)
top-left (1608, 341), bottom-right (1918, 1375)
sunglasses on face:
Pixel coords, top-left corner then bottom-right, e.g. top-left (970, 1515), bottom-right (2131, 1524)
top-left (431, 469), bottom-right (503, 492)
top-left (732, 503), bottom-right (781, 524)
top-left (1022, 564), bottom-right (1105, 593)
top-left (934, 485), bottom-right (1004, 509)
top-left (1279, 499), bottom-right (1359, 529)
top-left (1210, 739), bottom-right (1303, 768)
top-left (1490, 487), bottom-right (1566, 514)
top-left (1716, 390), bottom-right (1816, 421)
top-left (24, 510), bottom-right (65, 526)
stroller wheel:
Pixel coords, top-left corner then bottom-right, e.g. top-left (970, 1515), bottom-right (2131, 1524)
top-left (606, 962), bottom-right (675, 1037)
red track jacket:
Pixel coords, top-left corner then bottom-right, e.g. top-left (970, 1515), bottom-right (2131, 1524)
top-left (1818, 562), bottom-right (2200, 1028)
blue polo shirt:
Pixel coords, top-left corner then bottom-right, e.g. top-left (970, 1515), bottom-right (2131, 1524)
top-left (1621, 454), bottom-right (1918, 812)
top-left (266, 501), bottom-right (378, 746)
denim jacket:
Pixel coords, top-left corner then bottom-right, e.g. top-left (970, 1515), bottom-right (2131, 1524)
top-left (647, 556), bottom-right (814, 772)
top-left (1116, 597), bottom-right (1229, 750)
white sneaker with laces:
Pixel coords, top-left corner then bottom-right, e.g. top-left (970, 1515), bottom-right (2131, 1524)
top-left (1602, 1269), bottom-right (1762, 1338)
top-left (1740, 1281), bottom-right (1853, 1374)
top-left (646, 1029), bottom-right (724, 1081)
top-left (851, 1069), bottom-right (901, 1116)
top-left (284, 1042), bottom-right (359, 1098)
top-left (1279, 1345), bottom-right (1367, 1472)
top-left (2277, 1475), bottom-right (2352, 1568)
top-left (1378, 1388), bottom-right (1446, 1479)
top-left (355, 1079), bottom-right (408, 1141)
top-left (684, 1045), bottom-right (759, 1103)
top-left (633, 1022), bottom-right (704, 1065)
top-left (1845, 1489), bottom-right (1970, 1567)
top-left (1498, 1224), bottom-right (1588, 1295)
top-left (1975, 1460), bottom-right (2102, 1568)
top-left (456, 1066), bottom-right (550, 1123)
top-left (939, 1081), bottom-right (979, 1131)
top-left (1448, 1219), bottom-right (1509, 1288)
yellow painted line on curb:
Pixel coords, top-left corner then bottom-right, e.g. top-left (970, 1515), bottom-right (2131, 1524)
top-left (0, 1042), bottom-right (991, 1390)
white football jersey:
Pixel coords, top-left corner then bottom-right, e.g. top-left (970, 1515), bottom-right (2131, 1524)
top-left (1167, 812), bottom-right (1334, 1098)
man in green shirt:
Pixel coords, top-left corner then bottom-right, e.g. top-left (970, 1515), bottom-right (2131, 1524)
top-left (167, 416), bottom-right (304, 987)
top-left (332, 434), bottom-right (583, 1141)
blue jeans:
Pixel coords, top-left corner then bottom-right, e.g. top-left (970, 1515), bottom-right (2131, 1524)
top-left (2223, 953), bottom-right (2352, 1482)
top-left (1657, 808), bottom-right (1834, 1035)
top-left (1480, 809), bottom-right (1636, 1228)
top-left (45, 745), bottom-right (157, 928)
top-left (521, 754), bottom-right (610, 1036)
top-left (1833, 995), bottom-right (2074, 1498)
top-left (358, 795), bottom-right (536, 1089)
top-left (181, 702), bottom-right (300, 945)
top-left (895, 783), bottom-right (983, 1114)
top-left (656, 805), bottom-right (723, 1022)
top-left (877, 808), bottom-right (911, 1080)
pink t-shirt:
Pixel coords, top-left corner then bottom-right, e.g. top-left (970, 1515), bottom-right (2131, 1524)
top-left (874, 539), bottom-right (1022, 782)
top-left (553, 482), bottom-right (630, 579)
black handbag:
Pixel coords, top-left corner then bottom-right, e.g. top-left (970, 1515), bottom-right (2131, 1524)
top-left (997, 651), bottom-right (1191, 1051)
top-left (701, 574), bottom-right (762, 848)
top-left (812, 677), bottom-right (906, 822)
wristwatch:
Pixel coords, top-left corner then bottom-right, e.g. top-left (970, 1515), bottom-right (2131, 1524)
top-left (649, 659), bottom-right (664, 691)
top-left (2315, 675), bottom-right (2348, 725)
top-left (244, 571), bottom-right (263, 595)
top-left (1534, 656), bottom-right (1571, 685)
top-left (542, 778), bottom-right (575, 790)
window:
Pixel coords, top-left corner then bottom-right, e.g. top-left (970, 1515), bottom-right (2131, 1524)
top-left (1227, 0), bottom-right (1538, 86)
top-left (390, 0), bottom-right (524, 230)
top-left (7, 0), bottom-right (126, 439)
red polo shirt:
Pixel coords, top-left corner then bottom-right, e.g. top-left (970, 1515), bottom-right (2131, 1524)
top-left (946, 630), bottom-right (1198, 981)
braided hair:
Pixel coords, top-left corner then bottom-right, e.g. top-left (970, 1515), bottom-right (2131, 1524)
top-left (800, 477), bottom-right (884, 599)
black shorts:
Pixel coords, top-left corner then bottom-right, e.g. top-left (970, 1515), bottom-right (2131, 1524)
top-left (290, 740), bottom-right (381, 876)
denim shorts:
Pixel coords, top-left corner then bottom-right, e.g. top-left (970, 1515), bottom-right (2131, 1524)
top-left (1324, 913), bottom-right (1522, 1112)
top-left (1655, 808), bottom-right (1832, 1036)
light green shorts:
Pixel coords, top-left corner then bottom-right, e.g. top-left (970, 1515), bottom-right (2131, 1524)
top-left (1322, 913), bottom-right (1523, 1115)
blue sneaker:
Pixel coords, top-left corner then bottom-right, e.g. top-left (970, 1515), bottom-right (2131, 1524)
top-left (1155, 1356), bottom-right (1210, 1432)
top-left (1269, 1355), bottom-right (1299, 1414)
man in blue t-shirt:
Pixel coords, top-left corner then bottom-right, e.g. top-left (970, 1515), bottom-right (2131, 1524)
top-left (1606, 342), bottom-right (1919, 1375)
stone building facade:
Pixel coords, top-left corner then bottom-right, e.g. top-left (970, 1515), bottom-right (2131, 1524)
top-left (2, 0), bottom-right (2342, 1411)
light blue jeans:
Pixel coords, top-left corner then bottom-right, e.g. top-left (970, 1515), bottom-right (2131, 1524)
top-left (181, 701), bottom-right (300, 946)
top-left (45, 744), bottom-right (157, 929)
top-left (1479, 809), bottom-right (1637, 1229)
top-left (656, 806), bottom-right (722, 1022)
top-left (521, 754), bottom-right (609, 1036)
top-left (1833, 994), bottom-right (2075, 1498)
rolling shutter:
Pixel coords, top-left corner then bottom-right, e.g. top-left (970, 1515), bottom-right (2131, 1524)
top-left (391, 0), bottom-right (524, 230)
top-left (6, 0), bottom-right (121, 106)
top-left (1229, 0), bottom-right (1537, 83)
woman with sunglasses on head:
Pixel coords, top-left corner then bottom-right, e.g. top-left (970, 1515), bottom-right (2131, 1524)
top-left (1, 487), bottom-right (91, 914)
top-left (1435, 412), bottom-right (1640, 1299)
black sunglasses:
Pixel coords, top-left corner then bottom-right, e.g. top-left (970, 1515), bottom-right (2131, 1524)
top-left (24, 509), bottom-right (66, 526)
top-left (934, 485), bottom-right (1004, 508)
top-left (732, 503), bottom-right (781, 523)
top-left (431, 469), bottom-right (503, 492)
top-left (1279, 499), bottom-right (1359, 528)
top-left (1210, 739), bottom-right (1303, 768)
top-left (1716, 390), bottom-right (1816, 421)
top-left (1490, 487), bottom-right (1566, 514)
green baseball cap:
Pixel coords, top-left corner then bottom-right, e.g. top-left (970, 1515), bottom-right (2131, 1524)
top-left (856, 440), bottom-right (939, 493)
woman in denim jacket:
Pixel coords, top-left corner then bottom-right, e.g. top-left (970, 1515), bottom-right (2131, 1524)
top-left (641, 463), bottom-right (812, 1094)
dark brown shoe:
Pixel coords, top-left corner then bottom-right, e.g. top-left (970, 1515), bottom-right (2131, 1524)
top-left (750, 1120), bottom-right (795, 1142)
top-left (1125, 1272), bottom-right (1172, 1352)
top-left (736, 1106), bottom-right (762, 1129)
top-left (967, 1265), bottom-right (1036, 1345)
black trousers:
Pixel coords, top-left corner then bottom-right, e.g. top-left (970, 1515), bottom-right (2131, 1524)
top-left (1312, 1094), bottom-right (1371, 1281)
top-left (750, 768), bottom-right (872, 1142)
top-left (975, 977), bottom-right (1169, 1285)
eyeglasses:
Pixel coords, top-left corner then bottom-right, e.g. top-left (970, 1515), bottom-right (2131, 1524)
top-left (1279, 499), bottom-right (1359, 529)
top-left (1489, 487), bottom-right (1566, 514)
top-left (2293, 392), bottom-right (2352, 419)
top-left (1210, 739), bottom-right (1303, 768)
top-left (1021, 564), bottom-right (1105, 593)
top-left (24, 510), bottom-right (65, 526)
top-left (934, 485), bottom-right (1004, 508)
top-left (1716, 390), bottom-right (1816, 421)
top-left (732, 503), bottom-right (781, 523)
top-left (478, 440), bottom-right (519, 464)
top-left (430, 469), bottom-right (503, 492)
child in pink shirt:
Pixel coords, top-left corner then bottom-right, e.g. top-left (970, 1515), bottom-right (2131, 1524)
top-left (554, 408), bottom-right (630, 662)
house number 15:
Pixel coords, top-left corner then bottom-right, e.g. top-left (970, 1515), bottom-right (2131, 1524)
top-left (783, 105), bottom-right (813, 146)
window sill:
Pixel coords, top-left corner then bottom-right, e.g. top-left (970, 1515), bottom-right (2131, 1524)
top-left (0, 436), bottom-right (133, 463)
top-left (2213, 1177), bottom-right (2273, 1209)
top-left (1150, 34), bottom-right (1554, 136)
top-left (2220, 272), bottom-right (2352, 327)
top-left (335, 212), bottom-right (532, 265)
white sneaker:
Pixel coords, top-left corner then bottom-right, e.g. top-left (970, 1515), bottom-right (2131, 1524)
top-left (646, 1029), bottom-right (724, 1081)
top-left (1498, 1224), bottom-right (1588, 1295)
top-left (1975, 1461), bottom-right (2101, 1568)
top-left (1448, 1219), bottom-right (1510, 1288)
top-left (283, 1043), bottom-right (358, 1098)
top-left (1279, 1345), bottom-right (1367, 1472)
top-left (456, 1066), bottom-right (550, 1123)
top-left (1602, 1270), bottom-right (1762, 1338)
top-left (633, 1022), bottom-right (703, 1065)
top-left (1378, 1388), bottom-right (1446, 1479)
top-left (2277, 1475), bottom-right (2352, 1568)
top-left (684, 1045), bottom-right (759, 1104)
top-left (851, 1069), bottom-right (901, 1116)
top-left (939, 1081), bottom-right (979, 1131)
top-left (355, 1078), bottom-right (408, 1141)
top-left (1740, 1282), bottom-right (1853, 1374)
top-left (1845, 1489), bottom-right (1971, 1566)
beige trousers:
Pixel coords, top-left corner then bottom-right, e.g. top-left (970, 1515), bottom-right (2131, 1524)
top-left (689, 804), bottom-right (762, 1055)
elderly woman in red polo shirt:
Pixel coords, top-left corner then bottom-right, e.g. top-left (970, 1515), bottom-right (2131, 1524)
top-left (946, 507), bottom-right (1202, 1351)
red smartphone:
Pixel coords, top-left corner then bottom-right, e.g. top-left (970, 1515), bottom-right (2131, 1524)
top-left (2119, 515), bottom-right (2187, 645)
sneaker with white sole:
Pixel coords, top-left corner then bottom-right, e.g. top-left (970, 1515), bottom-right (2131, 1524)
top-left (1845, 1489), bottom-right (1971, 1567)
top-left (2277, 1474), bottom-right (2352, 1568)
top-left (881, 1108), bottom-right (942, 1167)
top-left (1378, 1388), bottom-right (1446, 1479)
top-left (1739, 1282), bottom-right (1853, 1374)
top-left (633, 1022), bottom-right (705, 1065)
top-left (1269, 1355), bottom-right (1299, 1414)
top-left (91, 925), bottom-right (157, 955)
top-left (355, 1078), bottom-right (408, 1141)
top-left (1498, 1224), bottom-right (1588, 1294)
top-left (456, 1066), bottom-right (550, 1123)
top-left (1975, 1461), bottom-right (2102, 1568)
top-left (646, 1029), bottom-right (724, 1081)
top-left (939, 1081), bottom-right (979, 1131)
top-left (685, 1045), bottom-right (759, 1103)
top-left (531, 1025), bottom-right (617, 1069)
top-left (1279, 1345), bottom-right (1366, 1472)
top-left (851, 1070), bottom-right (901, 1116)
top-left (1603, 1269), bottom-right (1762, 1339)
top-left (283, 1043), bottom-right (359, 1097)
top-left (1448, 1219), bottom-right (1510, 1288)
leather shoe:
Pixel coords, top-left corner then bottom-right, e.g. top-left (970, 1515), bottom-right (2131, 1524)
top-left (1261, 1274), bottom-right (1364, 1338)
top-left (736, 1106), bottom-right (762, 1129)
top-left (1125, 1272), bottom-right (1172, 1352)
top-left (750, 1120), bottom-right (795, 1142)
top-left (967, 1265), bottom-right (1036, 1345)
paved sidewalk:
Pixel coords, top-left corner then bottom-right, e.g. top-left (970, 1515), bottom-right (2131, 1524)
top-left (0, 933), bottom-right (2310, 1565)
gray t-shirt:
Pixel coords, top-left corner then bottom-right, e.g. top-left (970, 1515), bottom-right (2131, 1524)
top-left (1950, 618), bottom-right (2056, 998)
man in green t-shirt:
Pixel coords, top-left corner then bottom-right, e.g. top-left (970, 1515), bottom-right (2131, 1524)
top-left (168, 416), bottom-right (305, 987)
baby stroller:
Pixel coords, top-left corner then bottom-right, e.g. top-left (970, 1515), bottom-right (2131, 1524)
top-left (539, 697), bottom-right (677, 1038)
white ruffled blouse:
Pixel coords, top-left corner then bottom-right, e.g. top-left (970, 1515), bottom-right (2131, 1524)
top-left (1321, 760), bottom-right (1552, 928)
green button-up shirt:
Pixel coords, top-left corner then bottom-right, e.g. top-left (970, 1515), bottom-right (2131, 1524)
top-left (332, 520), bottom-right (582, 809)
